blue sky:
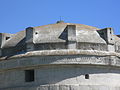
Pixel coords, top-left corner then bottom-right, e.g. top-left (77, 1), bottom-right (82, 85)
top-left (0, 0), bottom-right (120, 34)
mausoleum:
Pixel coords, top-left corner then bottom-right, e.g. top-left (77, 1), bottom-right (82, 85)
top-left (0, 21), bottom-right (120, 90)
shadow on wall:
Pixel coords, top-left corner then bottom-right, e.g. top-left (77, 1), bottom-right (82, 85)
top-left (32, 55), bottom-right (120, 85)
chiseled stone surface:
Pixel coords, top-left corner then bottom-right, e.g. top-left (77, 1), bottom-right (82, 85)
top-left (0, 22), bottom-right (120, 90)
top-left (0, 54), bottom-right (118, 71)
top-left (1, 65), bottom-right (120, 90)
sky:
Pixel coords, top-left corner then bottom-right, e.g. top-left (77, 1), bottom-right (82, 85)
top-left (0, 0), bottom-right (120, 35)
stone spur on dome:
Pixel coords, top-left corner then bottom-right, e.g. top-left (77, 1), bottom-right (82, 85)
top-left (0, 21), bottom-right (120, 90)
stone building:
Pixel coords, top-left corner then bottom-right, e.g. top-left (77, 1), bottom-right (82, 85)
top-left (0, 21), bottom-right (120, 90)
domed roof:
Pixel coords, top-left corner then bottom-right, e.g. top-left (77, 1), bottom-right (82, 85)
top-left (2, 22), bottom-right (106, 48)
top-left (1, 22), bottom-right (120, 58)
top-left (33, 22), bottom-right (104, 43)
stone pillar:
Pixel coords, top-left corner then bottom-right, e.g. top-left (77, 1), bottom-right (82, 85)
top-left (67, 25), bottom-right (76, 49)
top-left (26, 27), bottom-right (35, 52)
top-left (0, 33), bottom-right (13, 57)
top-left (97, 28), bottom-right (115, 51)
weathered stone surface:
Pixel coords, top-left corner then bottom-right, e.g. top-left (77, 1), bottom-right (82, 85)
top-left (0, 22), bottom-right (116, 57)
top-left (0, 22), bottom-right (120, 90)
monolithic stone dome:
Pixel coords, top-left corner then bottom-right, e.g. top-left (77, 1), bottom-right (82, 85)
top-left (0, 22), bottom-right (120, 90)
top-left (1, 21), bottom-right (118, 57)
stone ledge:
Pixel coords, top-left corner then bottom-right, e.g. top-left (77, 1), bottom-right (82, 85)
top-left (0, 49), bottom-right (120, 60)
top-left (0, 55), bottom-right (120, 71)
